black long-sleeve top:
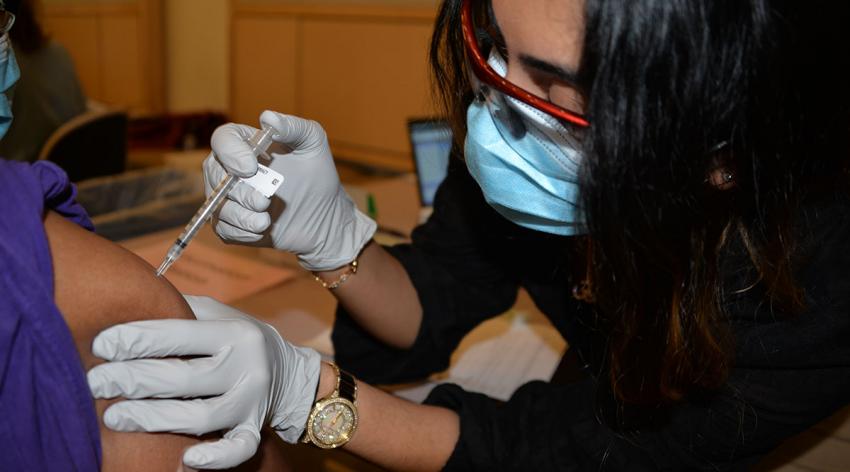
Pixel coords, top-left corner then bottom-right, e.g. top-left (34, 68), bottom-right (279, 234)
top-left (332, 155), bottom-right (850, 471)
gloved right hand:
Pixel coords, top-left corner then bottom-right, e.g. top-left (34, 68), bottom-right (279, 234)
top-left (204, 110), bottom-right (376, 271)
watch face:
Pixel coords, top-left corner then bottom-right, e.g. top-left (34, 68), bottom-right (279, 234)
top-left (310, 398), bottom-right (357, 447)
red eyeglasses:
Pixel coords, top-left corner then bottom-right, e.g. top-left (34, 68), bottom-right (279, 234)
top-left (460, 0), bottom-right (590, 128)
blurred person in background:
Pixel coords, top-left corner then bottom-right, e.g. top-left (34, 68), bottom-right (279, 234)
top-left (0, 0), bottom-right (85, 162)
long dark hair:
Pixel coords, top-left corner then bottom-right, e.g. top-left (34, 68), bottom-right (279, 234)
top-left (431, 0), bottom-right (850, 405)
top-left (430, 0), bottom-right (473, 148)
top-left (9, 0), bottom-right (49, 54)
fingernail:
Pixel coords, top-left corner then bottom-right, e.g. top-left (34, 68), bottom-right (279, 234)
top-left (183, 450), bottom-right (208, 469)
top-left (92, 333), bottom-right (118, 360)
top-left (103, 408), bottom-right (122, 429)
top-left (86, 369), bottom-right (105, 398)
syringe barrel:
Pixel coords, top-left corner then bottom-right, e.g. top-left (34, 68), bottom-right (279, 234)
top-left (174, 127), bottom-right (275, 245)
top-left (177, 174), bottom-right (239, 243)
top-left (248, 127), bottom-right (276, 160)
top-left (157, 125), bottom-right (276, 278)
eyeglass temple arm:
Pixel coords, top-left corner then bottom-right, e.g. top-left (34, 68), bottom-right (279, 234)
top-left (460, 0), bottom-right (590, 128)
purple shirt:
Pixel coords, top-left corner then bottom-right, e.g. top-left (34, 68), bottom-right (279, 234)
top-left (0, 159), bottom-right (100, 470)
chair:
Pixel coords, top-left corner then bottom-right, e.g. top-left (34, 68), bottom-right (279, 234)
top-left (38, 110), bottom-right (129, 182)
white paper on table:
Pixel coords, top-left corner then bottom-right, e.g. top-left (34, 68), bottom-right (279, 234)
top-left (393, 311), bottom-right (567, 403)
top-left (131, 238), bottom-right (296, 303)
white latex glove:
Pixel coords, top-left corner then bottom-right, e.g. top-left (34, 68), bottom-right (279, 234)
top-left (86, 295), bottom-right (321, 470)
top-left (204, 110), bottom-right (377, 271)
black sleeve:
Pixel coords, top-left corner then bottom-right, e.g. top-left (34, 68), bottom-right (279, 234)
top-left (424, 197), bottom-right (850, 471)
top-left (425, 379), bottom-right (658, 471)
top-left (332, 154), bottom-right (522, 384)
top-left (427, 326), bottom-right (850, 471)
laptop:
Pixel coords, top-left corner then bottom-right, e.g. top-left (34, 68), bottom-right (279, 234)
top-left (407, 118), bottom-right (453, 222)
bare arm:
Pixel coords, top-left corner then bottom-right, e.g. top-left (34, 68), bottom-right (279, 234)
top-left (315, 241), bottom-right (423, 349)
top-left (44, 211), bottom-right (291, 472)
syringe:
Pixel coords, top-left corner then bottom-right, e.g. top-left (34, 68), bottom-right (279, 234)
top-left (155, 126), bottom-right (277, 277)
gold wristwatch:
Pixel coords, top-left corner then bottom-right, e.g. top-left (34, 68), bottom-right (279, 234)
top-left (302, 362), bottom-right (359, 449)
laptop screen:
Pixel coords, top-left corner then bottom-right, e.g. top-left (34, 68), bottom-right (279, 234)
top-left (408, 119), bottom-right (453, 207)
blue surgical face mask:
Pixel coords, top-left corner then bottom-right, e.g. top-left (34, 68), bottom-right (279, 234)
top-left (464, 50), bottom-right (586, 236)
top-left (0, 32), bottom-right (20, 139)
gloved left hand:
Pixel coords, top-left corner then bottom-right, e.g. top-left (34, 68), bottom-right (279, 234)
top-left (204, 111), bottom-right (377, 271)
top-left (86, 296), bottom-right (321, 470)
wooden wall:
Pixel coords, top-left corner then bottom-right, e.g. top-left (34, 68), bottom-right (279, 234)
top-left (165, 0), bottom-right (230, 113)
top-left (39, 0), bottom-right (439, 170)
top-left (231, 1), bottom-right (439, 172)
top-left (42, 0), bottom-right (165, 115)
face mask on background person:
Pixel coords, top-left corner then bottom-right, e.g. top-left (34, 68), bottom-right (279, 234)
top-left (0, 30), bottom-right (20, 139)
top-left (464, 49), bottom-right (586, 236)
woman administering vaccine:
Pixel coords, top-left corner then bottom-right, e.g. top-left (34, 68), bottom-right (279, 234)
top-left (87, 0), bottom-right (850, 470)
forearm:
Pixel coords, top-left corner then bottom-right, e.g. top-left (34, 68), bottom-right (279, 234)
top-left (315, 241), bottom-right (422, 349)
top-left (317, 363), bottom-right (459, 471)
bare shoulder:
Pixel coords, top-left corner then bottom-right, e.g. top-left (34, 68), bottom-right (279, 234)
top-left (44, 211), bottom-right (192, 369)
top-left (43, 211), bottom-right (291, 472)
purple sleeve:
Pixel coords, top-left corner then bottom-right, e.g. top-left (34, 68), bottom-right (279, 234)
top-left (31, 161), bottom-right (94, 231)
top-left (0, 159), bottom-right (101, 470)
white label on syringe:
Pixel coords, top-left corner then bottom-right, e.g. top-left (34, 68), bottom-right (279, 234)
top-left (241, 164), bottom-right (284, 198)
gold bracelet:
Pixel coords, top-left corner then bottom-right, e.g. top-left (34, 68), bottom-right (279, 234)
top-left (313, 260), bottom-right (358, 290)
